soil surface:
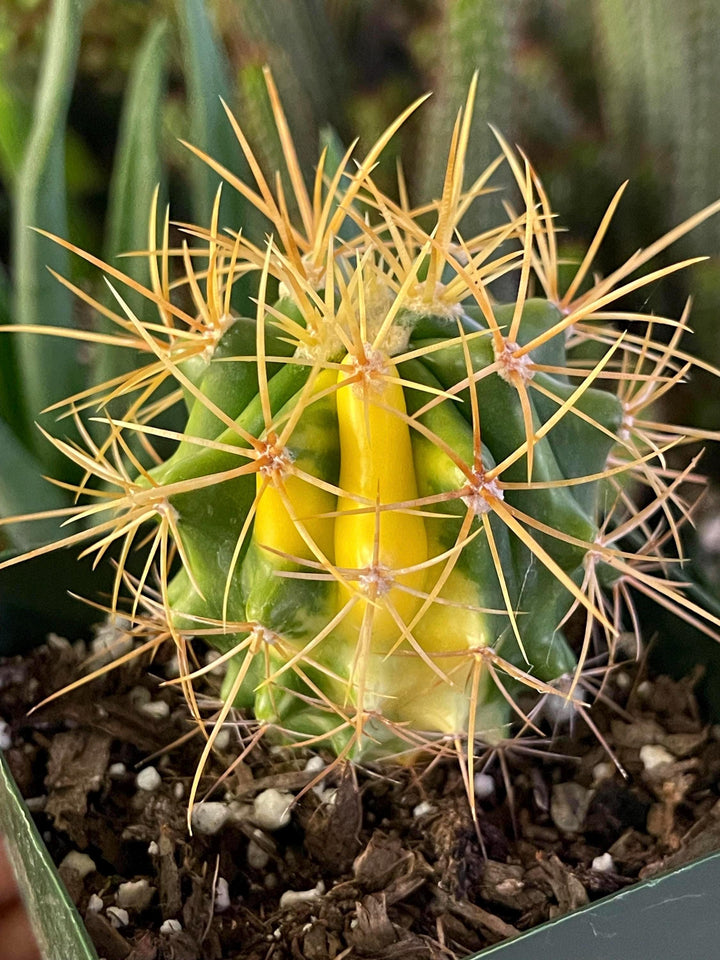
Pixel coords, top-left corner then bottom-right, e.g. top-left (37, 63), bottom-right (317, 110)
top-left (2, 632), bottom-right (720, 960)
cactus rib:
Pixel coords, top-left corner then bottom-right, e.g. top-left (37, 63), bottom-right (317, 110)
top-left (2, 73), bottom-right (720, 809)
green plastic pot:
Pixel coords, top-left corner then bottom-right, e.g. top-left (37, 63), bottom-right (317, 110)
top-left (1, 549), bottom-right (719, 960)
top-left (472, 848), bottom-right (720, 959)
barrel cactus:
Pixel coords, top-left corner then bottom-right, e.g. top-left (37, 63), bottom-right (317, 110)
top-left (4, 73), bottom-right (719, 801)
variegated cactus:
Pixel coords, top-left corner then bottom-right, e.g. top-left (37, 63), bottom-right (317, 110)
top-left (3, 72), bottom-right (720, 806)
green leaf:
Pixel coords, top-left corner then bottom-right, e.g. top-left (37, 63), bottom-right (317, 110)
top-left (104, 18), bottom-right (168, 285)
top-left (0, 74), bottom-right (101, 195)
top-left (236, 0), bottom-right (344, 167)
top-left (12, 0), bottom-right (87, 470)
top-left (414, 0), bottom-right (521, 235)
top-left (0, 262), bottom-right (22, 438)
top-left (177, 0), bottom-right (260, 252)
top-left (0, 752), bottom-right (99, 960)
top-left (99, 17), bottom-right (168, 385)
top-left (0, 77), bottom-right (31, 186)
top-left (231, 0), bottom-right (344, 233)
top-left (319, 125), bottom-right (358, 242)
top-left (0, 417), bottom-right (70, 551)
top-left (235, 62), bottom-right (287, 197)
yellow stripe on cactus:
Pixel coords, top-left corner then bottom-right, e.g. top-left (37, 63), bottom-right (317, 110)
top-left (252, 369), bottom-right (338, 562)
top-left (334, 352), bottom-right (428, 645)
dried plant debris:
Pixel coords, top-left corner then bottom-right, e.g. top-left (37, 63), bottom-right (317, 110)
top-left (2, 635), bottom-right (720, 960)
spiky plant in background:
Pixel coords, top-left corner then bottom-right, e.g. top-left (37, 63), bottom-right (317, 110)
top-left (2, 71), bottom-right (720, 819)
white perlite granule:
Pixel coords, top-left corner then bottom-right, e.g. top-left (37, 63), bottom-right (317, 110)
top-left (87, 894), bottom-right (104, 913)
top-left (304, 755), bottom-right (326, 775)
top-left (139, 700), bottom-right (170, 720)
top-left (253, 788), bottom-right (293, 831)
top-left (473, 773), bottom-right (496, 800)
top-left (639, 744), bottom-right (675, 771)
top-left (106, 907), bottom-right (129, 929)
top-left (214, 877), bottom-right (231, 913)
top-left (279, 881), bottom-right (325, 910)
top-left (116, 878), bottom-right (155, 911)
top-left (59, 851), bottom-right (96, 880)
top-left (190, 802), bottom-right (229, 836)
top-left (135, 766), bottom-right (162, 792)
top-left (0, 719), bottom-right (11, 750)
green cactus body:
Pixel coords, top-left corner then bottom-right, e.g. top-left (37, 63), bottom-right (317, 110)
top-left (242, 367), bottom-right (340, 640)
top-left (146, 282), bottom-right (623, 758)
top-left (7, 76), bottom-right (718, 773)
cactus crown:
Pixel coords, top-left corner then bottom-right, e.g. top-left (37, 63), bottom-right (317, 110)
top-left (3, 70), bottom-right (720, 816)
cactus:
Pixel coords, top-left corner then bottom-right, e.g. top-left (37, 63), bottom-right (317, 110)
top-left (2, 72), bottom-right (720, 813)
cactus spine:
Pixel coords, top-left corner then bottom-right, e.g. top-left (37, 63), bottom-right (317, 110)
top-left (4, 73), bottom-right (720, 797)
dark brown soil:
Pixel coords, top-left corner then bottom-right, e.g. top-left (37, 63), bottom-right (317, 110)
top-left (2, 632), bottom-right (720, 960)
